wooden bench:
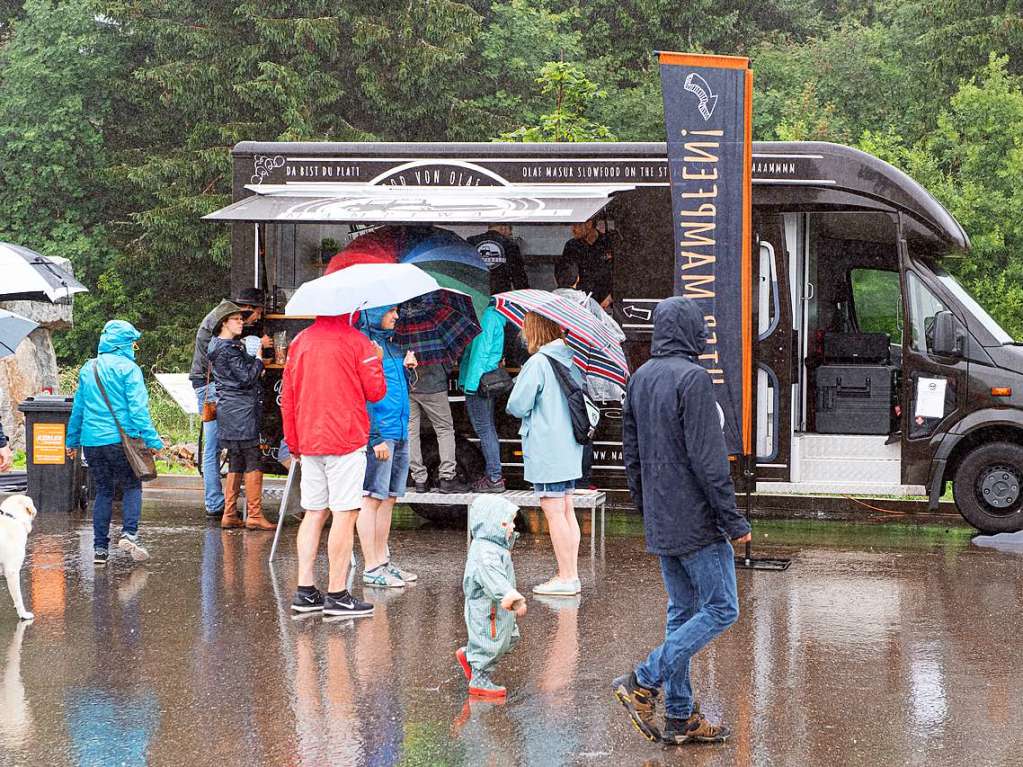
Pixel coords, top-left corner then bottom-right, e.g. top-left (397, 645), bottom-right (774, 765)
top-left (267, 462), bottom-right (606, 563)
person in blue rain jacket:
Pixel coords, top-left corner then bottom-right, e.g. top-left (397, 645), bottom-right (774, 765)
top-left (357, 305), bottom-right (417, 588)
top-left (66, 320), bottom-right (162, 566)
top-left (456, 495), bottom-right (526, 699)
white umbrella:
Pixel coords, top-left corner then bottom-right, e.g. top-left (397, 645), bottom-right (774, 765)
top-left (284, 263), bottom-right (440, 317)
top-left (0, 242), bottom-right (89, 303)
top-left (0, 309), bottom-right (39, 358)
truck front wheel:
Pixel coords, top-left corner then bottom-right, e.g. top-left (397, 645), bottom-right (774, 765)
top-left (953, 442), bottom-right (1023, 533)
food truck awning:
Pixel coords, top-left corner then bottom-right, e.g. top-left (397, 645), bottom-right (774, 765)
top-left (203, 183), bottom-right (637, 224)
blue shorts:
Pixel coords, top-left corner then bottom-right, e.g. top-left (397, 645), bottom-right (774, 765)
top-left (532, 479), bottom-right (576, 498)
top-left (363, 439), bottom-right (410, 500)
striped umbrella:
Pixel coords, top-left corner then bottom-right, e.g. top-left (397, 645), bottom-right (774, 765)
top-left (492, 289), bottom-right (630, 386)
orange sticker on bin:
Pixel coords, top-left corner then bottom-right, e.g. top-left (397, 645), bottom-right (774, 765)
top-left (33, 422), bottom-right (66, 464)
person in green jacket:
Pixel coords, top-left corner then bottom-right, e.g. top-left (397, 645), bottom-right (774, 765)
top-left (458, 303), bottom-right (508, 492)
top-left (455, 496), bottom-right (526, 700)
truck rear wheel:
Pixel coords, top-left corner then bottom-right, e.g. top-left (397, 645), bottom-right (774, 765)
top-left (952, 442), bottom-right (1023, 533)
top-left (406, 434), bottom-right (484, 528)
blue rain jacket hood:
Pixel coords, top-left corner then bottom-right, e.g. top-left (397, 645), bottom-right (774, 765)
top-left (621, 297), bottom-right (750, 557)
top-left (463, 496), bottom-right (523, 677)
top-left (358, 306), bottom-right (409, 442)
top-left (505, 340), bottom-right (584, 484)
top-left (66, 320), bottom-right (162, 451)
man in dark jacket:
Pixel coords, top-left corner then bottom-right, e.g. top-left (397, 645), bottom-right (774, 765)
top-left (467, 224), bottom-right (529, 294)
top-left (612, 296), bottom-right (751, 746)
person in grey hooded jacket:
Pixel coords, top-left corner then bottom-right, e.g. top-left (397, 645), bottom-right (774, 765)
top-left (612, 296), bottom-right (751, 747)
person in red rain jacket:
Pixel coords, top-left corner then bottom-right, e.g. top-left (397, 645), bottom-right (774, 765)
top-left (281, 313), bottom-right (387, 618)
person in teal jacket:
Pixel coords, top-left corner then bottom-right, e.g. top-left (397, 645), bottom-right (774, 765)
top-left (66, 320), bottom-right (162, 566)
top-left (506, 311), bottom-right (584, 597)
top-left (357, 305), bottom-right (417, 588)
top-left (458, 303), bottom-right (508, 492)
top-left (456, 495), bottom-right (526, 700)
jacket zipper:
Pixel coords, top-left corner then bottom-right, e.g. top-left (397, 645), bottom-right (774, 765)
top-left (490, 606), bottom-right (497, 639)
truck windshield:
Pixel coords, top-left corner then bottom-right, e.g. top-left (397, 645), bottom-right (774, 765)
top-left (932, 267), bottom-right (1014, 344)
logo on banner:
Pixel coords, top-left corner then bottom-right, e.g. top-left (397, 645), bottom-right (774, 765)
top-left (683, 73), bottom-right (718, 120)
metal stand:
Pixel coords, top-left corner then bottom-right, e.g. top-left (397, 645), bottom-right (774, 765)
top-left (735, 455), bottom-right (791, 572)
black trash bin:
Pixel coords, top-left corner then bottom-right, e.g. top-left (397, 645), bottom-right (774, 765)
top-left (17, 395), bottom-right (82, 513)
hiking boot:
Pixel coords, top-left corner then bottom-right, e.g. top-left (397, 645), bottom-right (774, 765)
top-left (471, 476), bottom-right (505, 493)
top-left (323, 591), bottom-right (374, 618)
top-left (455, 646), bottom-right (471, 680)
top-left (532, 577), bottom-right (580, 596)
top-left (362, 565), bottom-right (405, 588)
top-left (387, 562), bottom-right (418, 583)
top-left (205, 505), bottom-right (224, 519)
top-left (291, 588), bottom-right (324, 613)
top-left (435, 477), bottom-right (469, 494)
top-left (612, 671), bottom-right (661, 742)
top-left (468, 671), bottom-right (506, 700)
top-left (663, 709), bottom-right (730, 745)
top-left (94, 549), bottom-right (109, 566)
top-left (117, 533), bottom-right (150, 562)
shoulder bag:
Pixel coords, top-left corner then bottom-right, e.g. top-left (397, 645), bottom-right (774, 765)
top-left (477, 367), bottom-right (513, 398)
top-left (93, 361), bottom-right (158, 482)
top-left (543, 355), bottom-right (600, 444)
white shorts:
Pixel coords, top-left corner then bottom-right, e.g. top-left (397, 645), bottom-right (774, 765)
top-left (299, 450), bottom-right (367, 512)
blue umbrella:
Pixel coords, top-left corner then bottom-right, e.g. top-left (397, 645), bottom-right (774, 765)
top-left (0, 309), bottom-right (38, 358)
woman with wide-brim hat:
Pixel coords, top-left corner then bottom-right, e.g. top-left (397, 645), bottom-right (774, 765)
top-left (206, 300), bottom-right (274, 530)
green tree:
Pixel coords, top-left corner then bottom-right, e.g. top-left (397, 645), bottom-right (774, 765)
top-left (498, 61), bottom-right (615, 141)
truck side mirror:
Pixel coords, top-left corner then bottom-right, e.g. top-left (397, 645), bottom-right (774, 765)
top-left (931, 310), bottom-right (964, 356)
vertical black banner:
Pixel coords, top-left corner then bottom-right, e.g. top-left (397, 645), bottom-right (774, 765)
top-left (659, 52), bottom-right (752, 456)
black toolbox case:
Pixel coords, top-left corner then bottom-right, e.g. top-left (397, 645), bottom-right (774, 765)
top-left (816, 364), bottom-right (893, 434)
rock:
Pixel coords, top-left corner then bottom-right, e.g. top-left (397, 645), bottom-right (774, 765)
top-left (162, 442), bottom-right (198, 468)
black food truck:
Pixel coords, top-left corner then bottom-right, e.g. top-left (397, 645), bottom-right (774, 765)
top-left (204, 140), bottom-right (1023, 534)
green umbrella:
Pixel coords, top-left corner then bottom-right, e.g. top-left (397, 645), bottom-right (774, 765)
top-left (429, 272), bottom-right (490, 320)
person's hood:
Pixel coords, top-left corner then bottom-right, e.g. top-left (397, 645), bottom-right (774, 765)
top-left (206, 335), bottom-right (240, 362)
top-left (650, 296), bottom-right (707, 358)
top-left (552, 287), bottom-right (589, 304)
top-left (469, 495), bottom-right (519, 549)
top-left (536, 338), bottom-right (576, 366)
top-left (358, 305), bottom-right (396, 343)
top-left (97, 320), bottom-right (141, 360)
top-left (312, 312), bottom-right (360, 332)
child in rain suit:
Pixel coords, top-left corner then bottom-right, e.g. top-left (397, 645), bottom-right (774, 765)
top-left (456, 496), bottom-right (526, 699)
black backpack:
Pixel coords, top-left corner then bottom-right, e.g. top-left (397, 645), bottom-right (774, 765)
top-left (543, 354), bottom-right (600, 444)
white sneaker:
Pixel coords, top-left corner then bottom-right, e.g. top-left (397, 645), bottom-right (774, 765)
top-left (387, 562), bottom-right (418, 583)
top-left (117, 533), bottom-right (150, 562)
top-left (532, 577), bottom-right (581, 596)
top-left (362, 565), bottom-right (405, 588)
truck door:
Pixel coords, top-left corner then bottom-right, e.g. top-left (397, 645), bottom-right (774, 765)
top-left (898, 239), bottom-right (969, 486)
top-left (755, 214), bottom-right (793, 480)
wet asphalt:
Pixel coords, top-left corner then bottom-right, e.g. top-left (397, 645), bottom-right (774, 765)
top-left (0, 503), bottom-right (1020, 766)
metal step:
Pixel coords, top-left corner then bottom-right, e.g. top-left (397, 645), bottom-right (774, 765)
top-left (756, 480), bottom-right (926, 497)
top-left (794, 433), bottom-right (899, 460)
top-left (798, 456), bottom-right (902, 484)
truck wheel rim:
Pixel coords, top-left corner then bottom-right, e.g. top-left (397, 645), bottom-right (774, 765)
top-left (978, 464), bottom-right (1021, 512)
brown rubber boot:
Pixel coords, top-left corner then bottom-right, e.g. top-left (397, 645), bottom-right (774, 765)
top-left (244, 471), bottom-right (275, 530)
top-left (221, 473), bottom-right (244, 529)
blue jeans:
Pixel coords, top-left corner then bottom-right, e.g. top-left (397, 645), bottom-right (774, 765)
top-left (85, 444), bottom-right (142, 552)
top-left (196, 384), bottom-right (224, 513)
top-left (363, 439), bottom-right (410, 500)
top-left (635, 540), bottom-right (740, 719)
top-left (465, 392), bottom-right (501, 481)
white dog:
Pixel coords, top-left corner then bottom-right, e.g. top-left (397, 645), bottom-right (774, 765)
top-left (0, 495), bottom-right (36, 621)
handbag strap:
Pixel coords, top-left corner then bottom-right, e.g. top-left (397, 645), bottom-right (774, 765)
top-left (92, 360), bottom-right (129, 441)
top-left (542, 353), bottom-right (580, 399)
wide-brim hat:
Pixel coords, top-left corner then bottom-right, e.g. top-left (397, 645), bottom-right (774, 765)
top-left (210, 300), bottom-right (247, 333)
top-left (230, 287), bottom-right (265, 307)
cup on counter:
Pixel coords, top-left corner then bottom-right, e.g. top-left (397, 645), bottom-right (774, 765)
top-left (273, 331), bottom-right (288, 365)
